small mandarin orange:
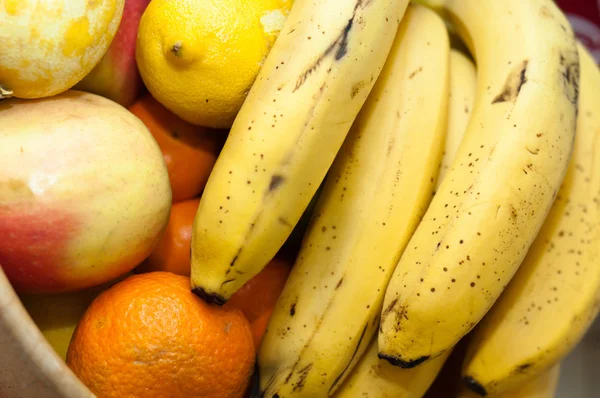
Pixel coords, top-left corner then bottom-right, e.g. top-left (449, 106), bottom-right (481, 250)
top-left (66, 272), bottom-right (254, 398)
top-left (129, 94), bottom-right (223, 202)
top-left (137, 198), bottom-right (200, 276)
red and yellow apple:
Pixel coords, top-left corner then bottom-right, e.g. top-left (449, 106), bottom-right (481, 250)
top-left (75, 0), bottom-right (151, 107)
top-left (0, 91), bottom-right (171, 294)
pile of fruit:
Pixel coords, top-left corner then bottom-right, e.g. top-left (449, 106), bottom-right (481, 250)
top-left (1, 0), bottom-right (598, 397)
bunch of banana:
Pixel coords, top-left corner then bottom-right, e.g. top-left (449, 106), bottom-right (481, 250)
top-left (461, 44), bottom-right (600, 397)
top-left (189, 0), bottom-right (410, 304)
top-left (333, 39), bottom-right (479, 398)
top-left (259, 5), bottom-right (449, 396)
top-left (379, 0), bottom-right (579, 369)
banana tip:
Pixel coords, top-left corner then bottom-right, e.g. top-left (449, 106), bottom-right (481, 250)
top-left (463, 376), bottom-right (487, 396)
top-left (377, 353), bottom-right (430, 369)
top-left (192, 286), bottom-right (227, 306)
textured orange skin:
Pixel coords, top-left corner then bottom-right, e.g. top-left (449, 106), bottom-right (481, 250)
top-left (129, 94), bottom-right (223, 202)
top-left (67, 272), bottom-right (255, 398)
top-left (138, 198), bottom-right (201, 276)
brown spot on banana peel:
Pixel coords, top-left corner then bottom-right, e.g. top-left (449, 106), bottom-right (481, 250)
top-left (269, 175), bottom-right (285, 191)
top-left (559, 51), bottom-right (580, 108)
top-left (408, 66), bottom-right (423, 79)
top-left (293, 0), bottom-right (368, 92)
top-left (335, 277), bottom-right (344, 290)
top-left (514, 363), bottom-right (533, 374)
top-left (291, 363), bottom-right (313, 392)
top-left (491, 60), bottom-right (529, 104)
top-left (220, 279), bottom-right (235, 287)
top-left (526, 147), bottom-right (539, 155)
top-left (229, 247), bottom-right (243, 267)
top-left (290, 302), bottom-right (296, 316)
top-left (351, 80), bottom-right (365, 98)
top-left (278, 217), bottom-right (292, 227)
top-left (381, 298), bottom-right (409, 333)
top-left (380, 297), bottom-right (399, 329)
top-left (463, 376), bottom-right (488, 396)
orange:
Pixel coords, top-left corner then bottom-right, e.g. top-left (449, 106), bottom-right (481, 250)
top-left (129, 94), bottom-right (223, 202)
top-left (229, 257), bottom-right (291, 349)
top-left (251, 309), bottom-right (273, 350)
top-left (229, 257), bottom-right (291, 323)
top-left (66, 272), bottom-right (254, 398)
top-left (137, 198), bottom-right (200, 276)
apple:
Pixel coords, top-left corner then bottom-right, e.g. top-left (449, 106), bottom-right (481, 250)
top-left (74, 0), bottom-right (151, 107)
top-left (0, 91), bottom-right (171, 294)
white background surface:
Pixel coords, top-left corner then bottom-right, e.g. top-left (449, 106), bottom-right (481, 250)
top-left (557, 317), bottom-right (600, 397)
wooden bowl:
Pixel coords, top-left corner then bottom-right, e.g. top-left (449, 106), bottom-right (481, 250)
top-left (0, 267), bottom-right (94, 397)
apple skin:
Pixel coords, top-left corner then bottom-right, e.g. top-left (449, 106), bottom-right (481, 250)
top-left (74, 0), bottom-right (151, 107)
top-left (0, 91), bottom-right (172, 294)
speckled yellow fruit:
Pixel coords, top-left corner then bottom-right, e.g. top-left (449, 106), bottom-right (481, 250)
top-left (0, 0), bottom-right (125, 99)
top-left (136, 0), bottom-right (292, 129)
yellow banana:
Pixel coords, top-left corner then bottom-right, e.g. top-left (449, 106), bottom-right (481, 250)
top-left (336, 337), bottom-right (451, 398)
top-left (437, 49), bottom-right (477, 189)
top-left (333, 27), bottom-right (480, 398)
top-left (379, 0), bottom-right (579, 368)
top-left (459, 365), bottom-right (561, 398)
top-left (258, 5), bottom-right (448, 396)
top-left (497, 365), bottom-right (560, 398)
top-left (461, 44), bottom-right (600, 396)
top-left (190, 0), bottom-right (410, 304)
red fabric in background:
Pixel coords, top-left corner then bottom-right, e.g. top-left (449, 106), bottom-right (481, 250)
top-left (556, 0), bottom-right (600, 63)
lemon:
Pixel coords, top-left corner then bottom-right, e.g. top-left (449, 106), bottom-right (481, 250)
top-left (0, 0), bottom-right (124, 99)
top-left (136, 0), bottom-right (292, 129)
